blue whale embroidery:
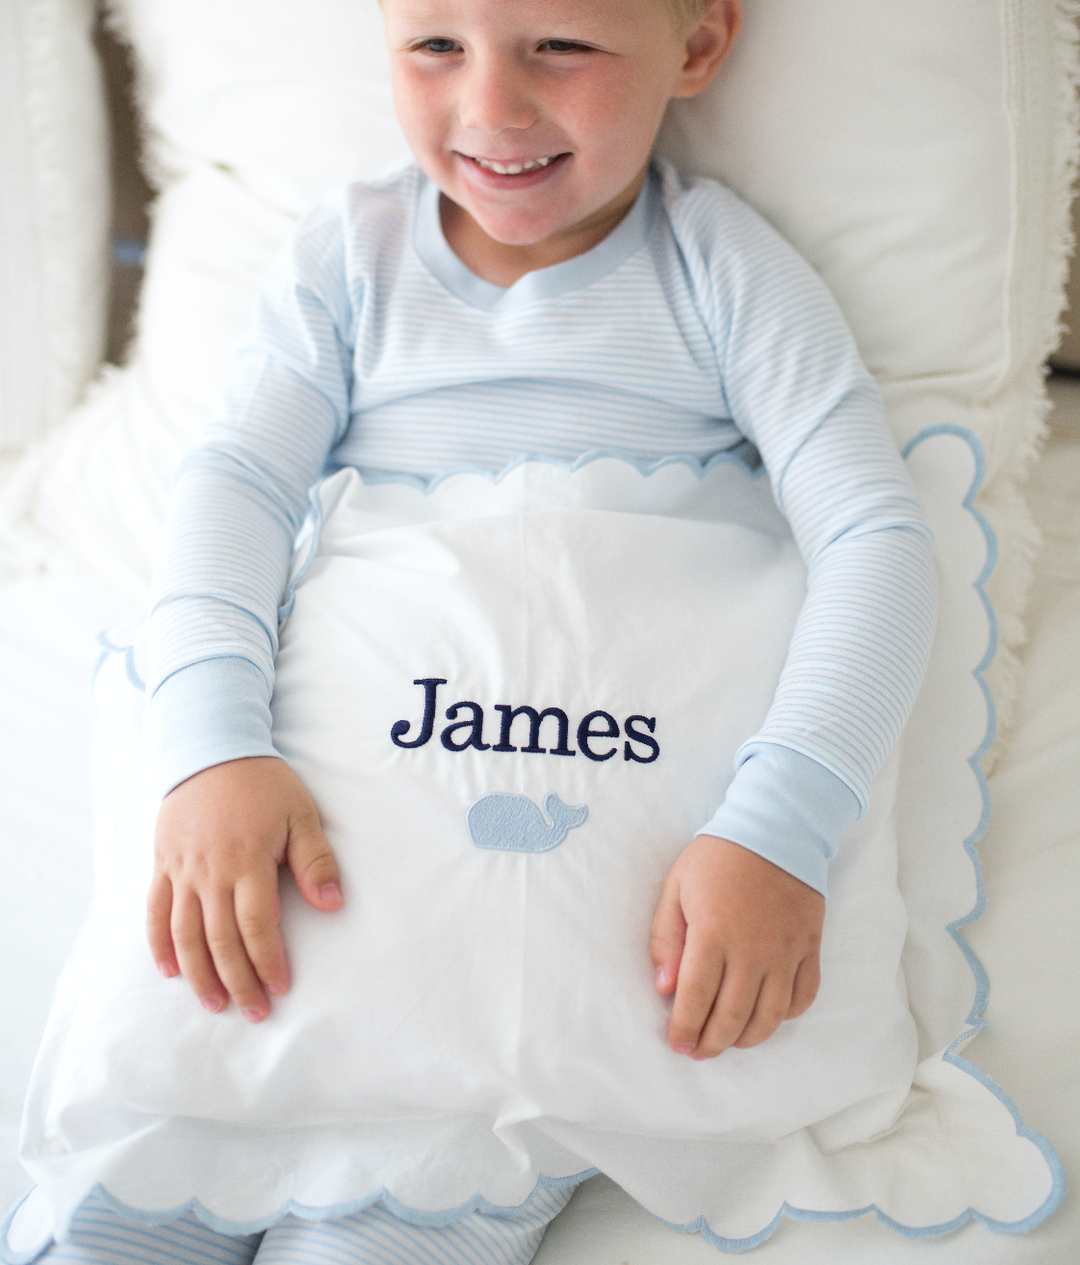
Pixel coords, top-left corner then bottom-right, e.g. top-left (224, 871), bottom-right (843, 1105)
top-left (466, 792), bottom-right (588, 854)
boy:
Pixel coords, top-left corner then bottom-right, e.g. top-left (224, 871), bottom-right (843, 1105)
top-left (38, 0), bottom-right (934, 1259)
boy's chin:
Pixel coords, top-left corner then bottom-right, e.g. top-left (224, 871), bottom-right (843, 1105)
top-left (448, 196), bottom-right (581, 252)
top-left (468, 215), bottom-right (574, 250)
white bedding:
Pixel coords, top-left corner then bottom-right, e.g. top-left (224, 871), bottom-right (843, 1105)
top-left (1, 0), bottom-right (1077, 1251)
top-left (2, 389), bottom-right (1078, 1257)
top-left (8, 450), bottom-right (950, 1243)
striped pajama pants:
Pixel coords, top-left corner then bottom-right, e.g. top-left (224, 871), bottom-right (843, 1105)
top-left (34, 1186), bottom-right (575, 1265)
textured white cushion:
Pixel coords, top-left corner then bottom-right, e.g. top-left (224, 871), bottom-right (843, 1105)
top-left (114, 0), bottom-right (407, 216)
top-left (0, 0), bottom-right (109, 455)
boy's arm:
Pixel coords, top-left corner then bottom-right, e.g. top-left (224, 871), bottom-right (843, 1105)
top-left (148, 758), bottom-right (343, 1022)
top-left (651, 837), bottom-right (823, 1058)
top-left (651, 751), bottom-right (853, 1057)
top-left (147, 199), bottom-right (356, 1018)
top-left (654, 186), bottom-right (937, 1055)
top-left (149, 197), bottom-right (356, 796)
top-left (689, 187), bottom-right (937, 891)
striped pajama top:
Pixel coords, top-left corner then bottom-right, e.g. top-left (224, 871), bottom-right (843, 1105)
top-left (146, 160), bottom-right (937, 895)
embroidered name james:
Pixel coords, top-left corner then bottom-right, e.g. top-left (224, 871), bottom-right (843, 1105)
top-left (391, 678), bottom-right (659, 764)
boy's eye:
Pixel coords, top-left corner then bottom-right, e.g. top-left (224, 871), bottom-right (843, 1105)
top-left (539, 39), bottom-right (592, 54)
top-left (415, 37), bottom-right (460, 55)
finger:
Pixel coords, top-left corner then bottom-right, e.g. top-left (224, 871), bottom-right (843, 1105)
top-left (692, 965), bottom-right (762, 1058)
top-left (732, 970), bottom-right (796, 1049)
top-left (287, 813), bottom-right (343, 911)
top-left (667, 927), bottom-right (726, 1053)
top-left (788, 951), bottom-right (821, 1019)
top-left (649, 872), bottom-right (687, 996)
top-left (147, 872), bottom-right (179, 978)
top-left (171, 887), bottom-right (228, 1014)
top-left (234, 869), bottom-right (290, 1000)
top-left (202, 888), bottom-right (270, 1022)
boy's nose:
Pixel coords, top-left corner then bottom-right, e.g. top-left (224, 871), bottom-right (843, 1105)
top-left (456, 57), bottom-right (538, 134)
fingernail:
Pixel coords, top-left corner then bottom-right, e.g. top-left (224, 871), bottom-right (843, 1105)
top-left (655, 966), bottom-right (669, 990)
top-left (266, 981), bottom-right (286, 997)
top-left (241, 1008), bottom-right (263, 1024)
top-left (157, 962), bottom-right (176, 979)
top-left (319, 883), bottom-right (342, 904)
top-left (673, 1043), bottom-right (694, 1055)
top-left (201, 996), bottom-right (224, 1014)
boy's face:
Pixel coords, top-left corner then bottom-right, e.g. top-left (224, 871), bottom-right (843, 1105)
top-left (383, 0), bottom-right (738, 265)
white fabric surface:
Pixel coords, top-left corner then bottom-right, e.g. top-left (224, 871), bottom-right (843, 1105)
top-left (0, 0), bottom-right (109, 453)
top-left (18, 458), bottom-right (908, 1222)
top-left (0, 562), bottom-right (136, 1217)
top-left (2, 431), bottom-right (1062, 1257)
top-left (1, 430), bottom-right (1078, 1258)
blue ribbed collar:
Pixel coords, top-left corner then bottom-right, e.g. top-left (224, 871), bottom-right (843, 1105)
top-left (413, 164), bottom-right (660, 313)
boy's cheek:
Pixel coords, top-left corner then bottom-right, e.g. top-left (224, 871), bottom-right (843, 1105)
top-left (388, 61), bottom-right (450, 144)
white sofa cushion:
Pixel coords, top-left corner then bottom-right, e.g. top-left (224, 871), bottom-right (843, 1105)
top-left (0, 0), bottom-right (109, 456)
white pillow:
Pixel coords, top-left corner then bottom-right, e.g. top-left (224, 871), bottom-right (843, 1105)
top-left (111, 0), bottom-right (408, 217)
top-left (0, 0), bottom-right (109, 455)
top-left (4, 437), bottom-right (1061, 1255)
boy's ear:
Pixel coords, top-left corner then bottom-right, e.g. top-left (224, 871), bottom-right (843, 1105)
top-left (671, 0), bottom-right (741, 99)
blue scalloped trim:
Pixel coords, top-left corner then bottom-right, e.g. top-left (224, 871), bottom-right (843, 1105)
top-left (0, 1191), bottom-right (39, 1265)
top-left (342, 441), bottom-right (763, 494)
top-left (90, 632), bottom-right (144, 694)
top-left (94, 1168), bottom-right (598, 1237)
top-left (4, 428), bottom-right (1065, 1261)
top-left (0, 1169), bottom-right (600, 1261)
top-left (276, 444), bottom-right (763, 627)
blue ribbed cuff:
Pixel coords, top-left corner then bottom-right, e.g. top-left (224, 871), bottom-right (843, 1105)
top-left (696, 744), bottom-right (860, 897)
top-left (148, 657), bottom-right (280, 798)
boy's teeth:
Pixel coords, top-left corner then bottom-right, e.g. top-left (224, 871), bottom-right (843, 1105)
top-left (476, 156), bottom-right (553, 175)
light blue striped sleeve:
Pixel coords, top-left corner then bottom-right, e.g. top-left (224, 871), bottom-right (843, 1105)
top-left (146, 200), bottom-right (356, 794)
top-left (681, 187), bottom-right (938, 894)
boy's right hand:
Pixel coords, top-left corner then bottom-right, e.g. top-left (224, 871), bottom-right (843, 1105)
top-left (148, 756), bottom-right (343, 1023)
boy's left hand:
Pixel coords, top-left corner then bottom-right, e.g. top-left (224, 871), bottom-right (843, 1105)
top-left (650, 836), bottom-right (824, 1059)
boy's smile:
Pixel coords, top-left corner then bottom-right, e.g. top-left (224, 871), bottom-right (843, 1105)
top-left (383, 0), bottom-right (739, 286)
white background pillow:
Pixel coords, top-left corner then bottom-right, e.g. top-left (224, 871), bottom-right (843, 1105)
top-left (0, 0), bottom-right (109, 457)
